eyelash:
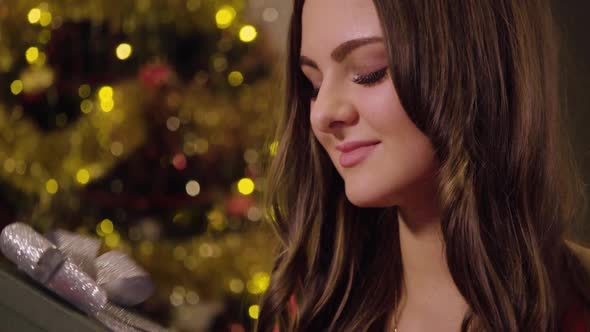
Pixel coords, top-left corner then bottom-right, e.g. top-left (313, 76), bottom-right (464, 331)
top-left (309, 67), bottom-right (388, 100)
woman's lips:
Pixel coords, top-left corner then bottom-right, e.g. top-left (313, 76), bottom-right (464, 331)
top-left (338, 142), bottom-right (380, 168)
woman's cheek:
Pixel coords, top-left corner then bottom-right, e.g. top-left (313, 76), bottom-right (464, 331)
top-left (360, 84), bottom-right (405, 131)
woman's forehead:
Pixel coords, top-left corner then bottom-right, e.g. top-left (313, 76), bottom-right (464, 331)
top-left (301, 0), bottom-right (383, 60)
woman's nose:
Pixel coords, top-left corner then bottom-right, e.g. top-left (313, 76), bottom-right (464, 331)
top-left (309, 85), bottom-right (358, 134)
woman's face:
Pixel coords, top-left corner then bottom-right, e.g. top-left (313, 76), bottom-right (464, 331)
top-left (301, 0), bottom-right (438, 208)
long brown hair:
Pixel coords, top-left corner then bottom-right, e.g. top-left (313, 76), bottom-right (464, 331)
top-left (256, 0), bottom-right (590, 331)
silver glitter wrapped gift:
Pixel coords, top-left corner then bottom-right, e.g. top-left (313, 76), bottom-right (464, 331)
top-left (0, 222), bottom-right (168, 332)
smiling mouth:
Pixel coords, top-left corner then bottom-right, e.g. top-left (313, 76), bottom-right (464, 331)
top-left (338, 142), bottom-right (380, 168)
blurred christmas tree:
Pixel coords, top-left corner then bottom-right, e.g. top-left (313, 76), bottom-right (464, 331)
top-left (0, 0), bottom-right (287, 330)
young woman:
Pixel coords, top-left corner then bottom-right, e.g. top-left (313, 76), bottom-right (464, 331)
top-left (256, 0), bottom-right (590, 331)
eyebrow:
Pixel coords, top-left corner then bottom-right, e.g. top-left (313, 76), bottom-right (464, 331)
top-left (300, 36), bottom-right (383, 69)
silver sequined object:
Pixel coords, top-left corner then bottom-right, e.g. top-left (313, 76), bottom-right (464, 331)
top-left (0, 222), bottom-right (167, 332)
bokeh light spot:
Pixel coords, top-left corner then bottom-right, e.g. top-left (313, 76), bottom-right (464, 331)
top-left (228, 71), bottom-right (244, 87)
top-left (78, 84), bottom-right (91, 98)
top-left (237, 178), bottom-right (255, 195)
top-left (100, 219), bottom-right (114, 235)
top-left (76, 169), bottom-right (90, 184)
top-left (166, 117), bottom-right (181, 131)
top-left (45, 178), bottom-right (58, 194)
top-left (170, 292), bottom-right (184, 306)
top-left (262, 8), bottom-right (279, 22)
top-left (212, 55), bottom-right (228, 72)
top-left (105, 232), bottom-right (120, 248)
top-left (186, 180), bottom-right (201, 197)
top-left (98, 86), bottom-right (113, 100)
top-left (110, 142), bottom-right (124, 156)
top-left (239, 25), bottom-right (257, 43)
top-left (207, 210), bottom-right (226, 231)
top-left (215, 6), bottom-right (236, 29)
top-left (80, 99), bottom-right (93, 113)
top-left (28, 8), bottom-right (41, 24)
top-left (229, 278), bottom-right (244, 293)
top-left (100, 99), bottom-right (114, 112)
top-left (39, 12), bottom-right (52, 27)
top-left (247, 272), bottom-right (270, 294)
top-left (248, 305), bottom-right (260, 319)
top-left (10, 80), bottom-right (23, 95)
top-left (116, 43), bottom-right (133, 60)
top-left (172, 154), bottom-right (187, 170)
top-left (186, 291), bottom-right (199, 304)
top-left (25, 47), bottom-right (39, 63)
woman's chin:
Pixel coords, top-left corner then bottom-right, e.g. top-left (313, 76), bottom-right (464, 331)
top-left (344, 187), bottom-right (395, 208)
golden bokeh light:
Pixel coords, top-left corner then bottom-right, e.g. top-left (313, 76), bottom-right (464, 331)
top-left (39, 12), bottom-right (52, 27)
top-left (80, 99), bottom-right (93, 113)
top-left (110, 142), bottom-right (124, 156)
top-left (237, 178), bottom-right (255, 195)
top-left (76, 168), bottom-right (90, 184)
top-left (239, 25), bottom-right (257, 43)
top-left (228, 71), bottom-right (244, 87)
top-left (248, 305), bottom-right (260, 319)
top-left (98, 86), bottom-right (113, 100)
top-left (99, 219), bottom-right (114, 234)
top-left (25, 47), bottom-right (39, 63)
top-left (78, 84), bottom-right (91, 98)
top-left (105, 232), bottom-right (120, 248)
top-left (27, 8), bottom-right (41, 24)
top-left (100, 99), bottom-right (114, 112)
top-left (229, 278), bottom-right (244, 293)
top-left (45, 178), bottom-right (59, 194)
top-left (215, 6), bottom-right (236, 29)
top-left (10, 80), bottom-right (23, 95)
top-left (246, 272), bottom-right (270, 294)
top-left (116, 43), bottom-right (133, 60)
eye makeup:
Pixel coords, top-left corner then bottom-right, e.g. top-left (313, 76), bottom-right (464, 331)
top-left (352, 67), bottom-right (388, 85)
top-left (306, 66), bottom-right (388, 100)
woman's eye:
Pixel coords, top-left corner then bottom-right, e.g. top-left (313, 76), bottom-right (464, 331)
top-left (305, 67), bottom-right (388, 102)
top-left (352, 67), bottom-right (388, 85)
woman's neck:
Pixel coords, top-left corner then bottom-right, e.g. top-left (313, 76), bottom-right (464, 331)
top-left (397, 209), bottom-right (451, 292)
top-left (396, 175), bottom-right (451, 292)
top-left (392, 184), bottom-right (469, 331)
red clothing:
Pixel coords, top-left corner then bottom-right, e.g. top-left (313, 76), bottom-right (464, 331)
top-left (562, 300), bottom-right (589, 332)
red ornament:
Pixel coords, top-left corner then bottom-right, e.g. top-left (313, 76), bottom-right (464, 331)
top-left (225, 194), bottom-right (255, 216)
top-left (172, 153), bottom-right (187, 170)
top-left (138, 63), bottom-right (173, 88)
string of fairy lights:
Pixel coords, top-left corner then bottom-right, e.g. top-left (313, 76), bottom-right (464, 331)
top-left (0, 0), bottom-right (284, 329)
